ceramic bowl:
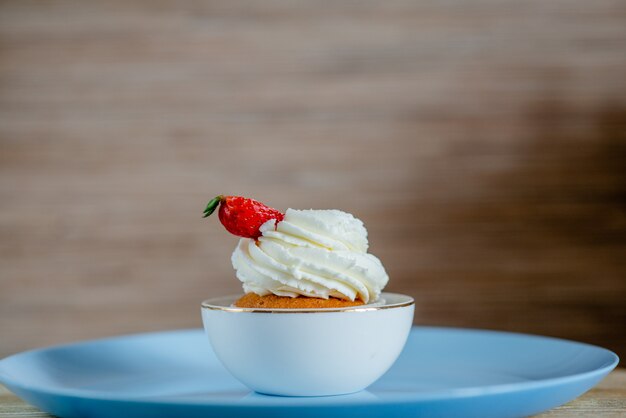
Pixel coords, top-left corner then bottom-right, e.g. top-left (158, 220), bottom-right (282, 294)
top-left (201, 292), bottom-right (414, 396)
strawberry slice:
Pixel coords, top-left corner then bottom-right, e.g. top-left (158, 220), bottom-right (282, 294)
top-left (203, 195), bottom-right (284, 239)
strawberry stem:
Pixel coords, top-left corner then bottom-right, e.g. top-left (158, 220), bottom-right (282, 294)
top-left (203, 195), bottom-right (224, 218)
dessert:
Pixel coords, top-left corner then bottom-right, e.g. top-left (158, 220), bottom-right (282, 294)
top-left (201, 195), bottom-right (413, 396)
top-left (203, 195), bottom-right (389, 309)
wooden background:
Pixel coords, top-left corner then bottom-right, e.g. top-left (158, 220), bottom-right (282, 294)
top-left (1, 0), bottom-right (625, 360)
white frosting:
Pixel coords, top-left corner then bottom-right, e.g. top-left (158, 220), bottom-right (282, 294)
top-left (231, 209), bottom-right (389, 303)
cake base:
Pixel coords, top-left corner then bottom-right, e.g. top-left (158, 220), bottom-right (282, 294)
top-left (234, 293), bottom-right (365, 309)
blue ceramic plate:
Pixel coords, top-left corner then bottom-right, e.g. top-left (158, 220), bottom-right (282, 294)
top-left (0, 327), bottom-right (618, 418)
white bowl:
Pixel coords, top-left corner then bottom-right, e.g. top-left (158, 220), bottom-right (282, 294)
top-left (201, 292), bottom-right (414, 396)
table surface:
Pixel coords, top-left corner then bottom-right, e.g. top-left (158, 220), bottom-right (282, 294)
top-left (0, 369), bottom-right (624, 418)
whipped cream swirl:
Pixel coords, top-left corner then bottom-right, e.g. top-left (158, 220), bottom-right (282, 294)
top-left (231, 208), bottom-right (388, 303)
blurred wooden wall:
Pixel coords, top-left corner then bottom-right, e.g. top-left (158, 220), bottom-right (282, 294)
top-left (1, 0), bottom-right (625, 358)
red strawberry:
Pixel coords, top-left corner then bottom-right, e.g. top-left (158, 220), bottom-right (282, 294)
top-left (203, 195), bottom-right (284, 239)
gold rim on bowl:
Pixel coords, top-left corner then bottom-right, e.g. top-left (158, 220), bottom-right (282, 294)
top-left (201, 292), bottom-right (414, 314)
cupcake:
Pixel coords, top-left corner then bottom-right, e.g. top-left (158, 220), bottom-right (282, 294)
top-left (202, 195), bottom-right (412, 396)
top-left (203, 195), bottom-right (389, 309)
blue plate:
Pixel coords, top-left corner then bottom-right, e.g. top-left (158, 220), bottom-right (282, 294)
top-left (0, 327), bottom-right (618, 418)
